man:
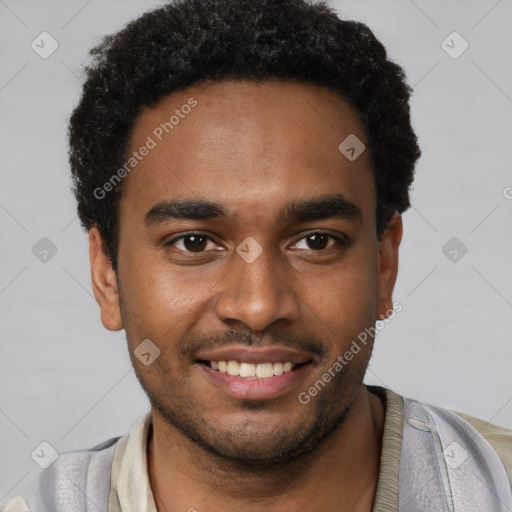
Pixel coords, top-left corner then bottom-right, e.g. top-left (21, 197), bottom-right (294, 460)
top-left (2, 0), bottom-right (511, 510)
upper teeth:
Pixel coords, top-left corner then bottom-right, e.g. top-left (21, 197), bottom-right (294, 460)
top-left (210, 360), bottom-right (295, 378)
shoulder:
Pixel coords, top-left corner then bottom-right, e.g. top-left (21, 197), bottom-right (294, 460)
top-left (0, 437), bottom-right (120, 512)
top-left (401, 394), bottom-right (512, 489)
top-left (452, 410), bottom-right (512, 486)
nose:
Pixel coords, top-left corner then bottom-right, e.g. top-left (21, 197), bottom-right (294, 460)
top-left (213, 243), bottom-right (301, 332)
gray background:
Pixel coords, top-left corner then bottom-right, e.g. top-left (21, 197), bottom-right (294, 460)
top-left (1, 0), bottom-right (511, 501)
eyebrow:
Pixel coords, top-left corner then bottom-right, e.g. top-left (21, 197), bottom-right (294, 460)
top-left (144, 194), bottom-right (363, 226)
top-left (280, 194), bottom-right (363, 224)
top-left (145, 199), bottom-right (225, 225)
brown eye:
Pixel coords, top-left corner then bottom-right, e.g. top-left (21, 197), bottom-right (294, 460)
top-left (168, 234), bottom-right (216, 253)
top-left (305, 233), bottom-right (330, 250)
top-left (183, 235), bottom-right (207, 252)
top-left (292, 232), bottom-right (343, 251)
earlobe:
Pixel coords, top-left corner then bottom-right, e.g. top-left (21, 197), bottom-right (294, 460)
top-left (376, 213), bottom-right (403, 320)
top-left (89, 227), bottom-right (123, 331)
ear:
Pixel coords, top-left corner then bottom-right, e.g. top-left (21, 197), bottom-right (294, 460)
top-left (89, 227), bottom-right (123, 331)
top-left (376, 213), bottom-right (403, 320)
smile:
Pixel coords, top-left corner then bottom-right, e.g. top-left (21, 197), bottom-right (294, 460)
top-left (197, 361), bottom-right (312, 400)
top-left (205, 360), bottom-right (295, 379)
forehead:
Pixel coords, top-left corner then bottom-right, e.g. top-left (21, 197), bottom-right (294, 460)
top-left (120, 79), bottom-right (375, 225)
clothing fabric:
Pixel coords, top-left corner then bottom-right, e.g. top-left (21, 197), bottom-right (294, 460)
top-left (2, 386), bottom-right (511, 511)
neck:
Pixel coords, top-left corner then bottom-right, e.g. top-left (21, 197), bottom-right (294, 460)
top-left (148, 385), bottom-right (385, 512)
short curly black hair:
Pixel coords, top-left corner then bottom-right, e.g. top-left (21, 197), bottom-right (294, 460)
top-left (69, 0), bottom-right (421, 271)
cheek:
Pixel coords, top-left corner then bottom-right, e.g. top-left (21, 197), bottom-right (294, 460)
top-left (295, 245), bottom-right (379, 340)
top-left (118, 250), bottom-right (219, 337)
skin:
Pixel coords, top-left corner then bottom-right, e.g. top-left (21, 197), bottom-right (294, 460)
top-left (89, 79), bottom-right (402, 511)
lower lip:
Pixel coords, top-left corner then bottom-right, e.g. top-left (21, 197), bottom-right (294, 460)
top-left (199, 363), bottom-right (311, 400)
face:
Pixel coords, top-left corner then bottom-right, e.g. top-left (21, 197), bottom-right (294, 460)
top-left (90, 79), bottom-right (401, 463)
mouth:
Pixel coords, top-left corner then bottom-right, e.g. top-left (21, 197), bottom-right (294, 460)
top-left (199, 359), bottom-right (307, 378)
top-left (194, 346), bottom-right (315, 400)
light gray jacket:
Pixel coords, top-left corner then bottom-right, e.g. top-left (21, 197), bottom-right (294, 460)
top-left (3, 397), bottom-right (512, 511)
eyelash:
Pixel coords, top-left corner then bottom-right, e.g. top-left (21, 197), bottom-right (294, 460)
top-left (165, 231), bottom-right (348, 253)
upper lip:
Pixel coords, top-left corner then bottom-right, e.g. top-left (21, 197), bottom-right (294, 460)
top-left (195, 345), bottom-right (314, 365)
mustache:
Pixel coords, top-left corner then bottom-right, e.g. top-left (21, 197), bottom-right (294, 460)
top-left (179, 328), bottom-right (327, 359)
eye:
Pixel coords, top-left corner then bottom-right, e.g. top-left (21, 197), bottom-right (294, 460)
top-left (167, 233), bottom-right (221, 253)
top-left (291, 232), bottom-right (345, 251)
